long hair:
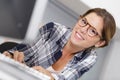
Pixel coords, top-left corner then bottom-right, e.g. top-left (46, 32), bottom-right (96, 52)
top-left (82, 8), bottom-right (116, 47)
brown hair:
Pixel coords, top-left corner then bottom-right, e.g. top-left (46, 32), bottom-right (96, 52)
top-left (82, 8), bottom-right (116, 47)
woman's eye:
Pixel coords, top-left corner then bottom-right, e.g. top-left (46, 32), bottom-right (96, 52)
top-left (90, 29), bottom-right (97, 35)
top-left (82, 19), bottom-right (87, 25)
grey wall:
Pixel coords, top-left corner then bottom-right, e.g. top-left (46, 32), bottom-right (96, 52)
top-left (99, 27), bottom-right (120, 80)
top-left (25, 0), bottom-right (78, 40)
top-left (41, 0), bottom-right (78, 28)
top-left (80, 48), bottom-right (108, 80)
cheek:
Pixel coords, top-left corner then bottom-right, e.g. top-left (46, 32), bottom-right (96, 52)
top-left (80, 38), bottom-right (100, 48)
top-left (73, 23), bottom-right (80, 29)
top-left (86, 38), bottom-right (100, 46)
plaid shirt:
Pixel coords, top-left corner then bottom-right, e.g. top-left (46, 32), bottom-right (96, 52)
top-left (13, 22), bottom-right (97, 80)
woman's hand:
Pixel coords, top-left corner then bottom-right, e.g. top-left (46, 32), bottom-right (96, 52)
top-left (3, 51), bottom-right (25, 63)
top-left (32, 66), bottom-right (54, 80)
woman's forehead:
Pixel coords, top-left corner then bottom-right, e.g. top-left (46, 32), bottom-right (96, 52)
top-left (85, 13), bottom-right (104, 36)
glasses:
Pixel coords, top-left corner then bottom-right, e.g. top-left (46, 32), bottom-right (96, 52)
top-left (78, 16), bottom-right (102, 39)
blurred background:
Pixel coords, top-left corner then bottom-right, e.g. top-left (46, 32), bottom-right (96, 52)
top-left (0, 0), bottom-right (120, 80)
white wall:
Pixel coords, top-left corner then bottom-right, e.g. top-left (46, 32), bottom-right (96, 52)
top-left (25, 0), bottom-right (48, 40)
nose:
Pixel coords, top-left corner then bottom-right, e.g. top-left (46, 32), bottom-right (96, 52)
top-left (80, 25), bottom-right (89, 34)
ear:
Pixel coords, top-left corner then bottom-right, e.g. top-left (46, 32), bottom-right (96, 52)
top-left (95, 40), bottom-right (106, 48)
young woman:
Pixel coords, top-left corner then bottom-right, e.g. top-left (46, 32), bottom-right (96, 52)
top-left (3, 8), bottom-right (116, 80)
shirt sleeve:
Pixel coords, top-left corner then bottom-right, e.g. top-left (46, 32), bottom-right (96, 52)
top-left (51, 51), bottom-right (97, 80)
top-left (9, 22), bottom-right (55, 67)
top-left (23, 22), bottom-right (56, 66)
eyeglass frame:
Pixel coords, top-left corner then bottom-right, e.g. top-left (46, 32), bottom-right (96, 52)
top-left (78, 15), bottom-right (103, 39)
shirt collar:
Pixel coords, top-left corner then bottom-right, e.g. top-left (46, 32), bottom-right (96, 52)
top-left (56, 29), bottom-right (71, 49)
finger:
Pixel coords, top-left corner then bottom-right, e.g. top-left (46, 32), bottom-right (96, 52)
top-left (13, 51), bottom-right (19, 61)
top-left (32, 66), bottom-right (54, 80)
top-left (13, 51), bottom-right (25, 63)
top-left (32, 66), bottom-right (46, 74)
top-left (32, 66), bottom-right (45, 73)
top-left (3, 51), bottom-right (12, 58)
top-left (32, 66), bottom-right (42, 70)
top-left (18, 52), bottom-right (24, 63)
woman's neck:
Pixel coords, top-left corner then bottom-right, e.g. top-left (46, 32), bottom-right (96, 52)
top-left (63, 40), bottom-right (84, 55)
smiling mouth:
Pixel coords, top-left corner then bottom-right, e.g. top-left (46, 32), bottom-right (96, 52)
top-left (75, 31), bottom-right (85, 40)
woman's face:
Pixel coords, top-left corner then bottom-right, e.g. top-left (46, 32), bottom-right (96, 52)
top-left (70, 12), bottom-right (104, 49)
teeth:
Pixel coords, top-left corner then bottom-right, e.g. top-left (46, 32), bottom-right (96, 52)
top-left (76, 33), bottom-right (82, 39)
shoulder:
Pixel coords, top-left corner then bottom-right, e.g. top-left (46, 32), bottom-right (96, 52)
top-left (81, 50), bottom-right (97, 69)
top-left (44, 22), bottom-right (68, 30)
top-left (40, 22), bottom-right (69, 34)
top-left (38, 22), bottom-right (70, 40)
top-left (75, 49), bottom-right (97, 69)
